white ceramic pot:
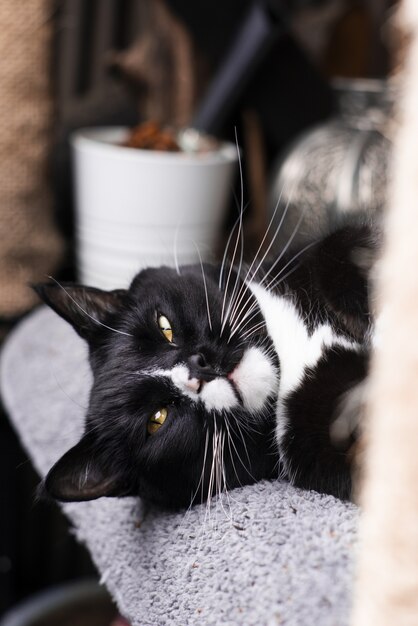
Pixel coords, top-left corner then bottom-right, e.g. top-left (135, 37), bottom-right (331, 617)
top-left (71, 127), bottom-right (238, 290)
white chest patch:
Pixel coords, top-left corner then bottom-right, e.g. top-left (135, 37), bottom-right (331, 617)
top-left (250, 283), bottom-right (360, 445)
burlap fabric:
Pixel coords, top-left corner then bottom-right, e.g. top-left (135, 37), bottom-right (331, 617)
top-left (0, 0), bottom-right (64, 318)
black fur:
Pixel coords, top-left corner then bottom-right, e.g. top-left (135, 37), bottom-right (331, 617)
top-left (37, 265), bottom-right (277, 508)
top-left (36, 223), bottom-right (376, 508)
top-left (280, 347), bottom-right (368, 499)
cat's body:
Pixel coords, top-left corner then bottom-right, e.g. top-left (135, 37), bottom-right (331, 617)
top-left (36, 222), bottom-right (376, 508)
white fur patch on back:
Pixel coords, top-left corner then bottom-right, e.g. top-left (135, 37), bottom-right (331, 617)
top-left (250, 283), bottom-right (360, 446)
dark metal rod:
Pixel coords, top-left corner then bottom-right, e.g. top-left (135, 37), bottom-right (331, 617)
top-left (192, 1), bottom-right (285, 134)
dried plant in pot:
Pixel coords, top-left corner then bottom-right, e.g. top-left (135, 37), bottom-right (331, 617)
top-left (71, 0), bottom-right (237, 290)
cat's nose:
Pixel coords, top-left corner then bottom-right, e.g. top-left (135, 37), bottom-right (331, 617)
top-left (187, 353), bottom-right (217, 381)
top-left (188, 352), bottom-right (207, 369)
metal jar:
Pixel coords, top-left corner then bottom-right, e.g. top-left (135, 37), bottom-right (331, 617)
top-left (268, 78), bottom-right (394, 252)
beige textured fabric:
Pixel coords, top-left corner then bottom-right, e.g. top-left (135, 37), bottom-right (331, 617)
top-left (0, 0), bottom-right (64, 318)
top-left (352, 2), bottom-right (418, 624)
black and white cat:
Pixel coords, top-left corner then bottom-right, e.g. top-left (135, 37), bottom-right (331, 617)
top-left (35, 222), bottom-right (377, 508)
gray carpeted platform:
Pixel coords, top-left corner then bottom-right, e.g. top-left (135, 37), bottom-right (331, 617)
top-left (1, 307), bottom-right (359, 626)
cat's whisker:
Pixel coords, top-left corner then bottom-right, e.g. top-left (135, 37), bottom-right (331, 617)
top-left (225, 169), bottom-right (302, 333)
top-left (201, 466), bottom-right (213, 540)
top-left (51, 368), bottom-right (88, 410)
top-left (224, 416), bottom-right (245, 488)
top-left (226, 413), bottom-right (254, 438)
top-left (214, 428), bottom-right (231, 524)
top-left (218, 431), bottom-right (235, 524)
top-left (214, 425), bottom-right (228, 533)
top-left (47, 277), bottom-right (133, 337)
top-left (173, 221), bottom-right (182, 276)
top-left (240, 329), bottom-right (267, 346)
top-left (197, 483), bottom-right (212, 552)
top-left (196, 429), bottom-right (218, 550)
top-left (241, 318), bottom-right (267, 335)
top-left (220, 215), bottom-right (242, 332)
top-left (225, 181), bottom-right (293, 329)
top-left (262, 240), bottom-right (318, 294)
top-left (220, 425), bottom-right (240, 507)
top-left (228, 305), bottom-right (261, 340)
top-left (264, 260), bottom-right (302, 293)
top-left (226, 419), bottom-right (257, 483)
top-left (200, 428), bottom-right (210, 505)
top-left (206, 420), bottom-right (219, 526)
top-left (240, 321), bottom-right (267, 342)
top-left (229, 295), bottom-right (271, 340)
top-left (193, 242), bottom-right (213, 332)
top-left (288, 462), bottom-right (301, 487)
top-left (228, 210), bottom-right (312, 336)
top-left (229, 272), bottom-right (286, 338)
top-left (233, 418), bottom-right (258, 439)
top-left (233, 417), bottom-right (252, 468)
top-left (218, 204), bottom-right (249, 292)
top-left (220, 150), bottom-right (246, 334)
top-left (184, 428), bottom-right (210, 514)
top-left (263, 239), bottom-right (317, 293)
top-left (255, 207), bottom-right (310, 290)
top-left (278, 460), bottom-right (287, 481)
top-left (226, 178), bottom-right (303, 334)
top-left (258, 346), bottom-right (278, 364)
top-left (221, 221), bottom-right (245, 337)
top-left (174, 429), bottom-right (210, 545)
top-left (219, 222), bottom-right (241, 333)
top-left (224, 412), bottom-right (257, 480)
top-left (221, 141), bottom-right (294, 336)
top-left (225, 172), bottom-right (295, 342)
top-left (229, 300), bottom-right (258, 337)
top-left (213, 420), bottom-right (221, 506)
top-left (232, 410), bottom-right (259, 438)
top-left (220, 129), bottom-right (245, 335)
top-left (219, 217), bottom-right (239, 293)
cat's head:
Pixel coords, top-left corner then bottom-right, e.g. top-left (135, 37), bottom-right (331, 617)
top-left (35, 264), bottom-right (279, 508)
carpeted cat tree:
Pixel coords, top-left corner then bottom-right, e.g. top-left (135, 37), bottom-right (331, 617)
top-left (2, 1), bottom-right (418, 625)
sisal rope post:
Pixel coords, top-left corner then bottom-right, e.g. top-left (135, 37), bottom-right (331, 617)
top-left (0, 0), bottom-right (64, 318)
top-left (352, 1), bottom-right (418, 624)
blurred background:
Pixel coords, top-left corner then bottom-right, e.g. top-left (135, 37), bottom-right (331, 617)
top-left (0, 0), bottom-right (398, 622)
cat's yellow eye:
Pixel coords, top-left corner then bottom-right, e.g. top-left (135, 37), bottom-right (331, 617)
top-left (158, 314), bottom-right (173, 343)
top-left (147, 408), bottom-right (168, 435)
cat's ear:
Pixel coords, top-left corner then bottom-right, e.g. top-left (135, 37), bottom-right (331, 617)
top-left (33, 282), bottom-right (128, 341)
top-left (43, 434), bottom-right (126, 501)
